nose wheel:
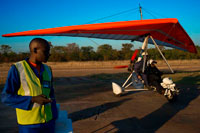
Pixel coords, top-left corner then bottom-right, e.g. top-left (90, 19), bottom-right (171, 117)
top-left (112, 82), bottom-right (123, 96)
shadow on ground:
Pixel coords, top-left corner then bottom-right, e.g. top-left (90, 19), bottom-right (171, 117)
top-left (91, 75), bottom-right (200, 132)
top-left (0, 72), bottom-right (200, 133)
top-left (54, 72), bottom-right (129, 102)
top-left (69, 98), bottom-right (131, 122)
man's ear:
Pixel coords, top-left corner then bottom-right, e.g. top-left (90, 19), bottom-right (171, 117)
top-left (34, 48), bottom-right (37, 53)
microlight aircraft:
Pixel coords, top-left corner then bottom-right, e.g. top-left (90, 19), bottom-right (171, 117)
top-left (2, 18), bottom-right (197, 101)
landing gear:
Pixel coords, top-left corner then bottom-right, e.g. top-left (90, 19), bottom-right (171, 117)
top-left (161, 77), bottom-right (180, 102)
top-left (164, 89), bottom-right (177, 102)
top-left (112, 72), bottom-right (148, 96)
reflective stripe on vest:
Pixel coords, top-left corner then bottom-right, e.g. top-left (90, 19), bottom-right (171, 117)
top-left (15, 60), bottom-right (53, 125)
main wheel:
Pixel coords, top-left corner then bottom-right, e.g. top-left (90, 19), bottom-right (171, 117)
top-left (165, 90), bottom-right (177, 102)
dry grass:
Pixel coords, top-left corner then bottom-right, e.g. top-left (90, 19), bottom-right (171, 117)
top-left (47, 60), bottom-right (129, 69)
top-left (1, 59), bottom-right (199, 69)
top-left (47, 59), bottom-right (200, 68)
top-left (0, 59), bottom-right (200, 85)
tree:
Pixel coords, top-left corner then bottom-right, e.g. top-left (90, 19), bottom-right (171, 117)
top-left (0, 45), bottom-right (15, 62)
top-left (0, 45), bottom-right (12, 55)
top-left (51, 46), bottom-right (66, 53)
top-left (112, 49), bottom-right (122, 60)
top-left (121, 43), bottom-right (133, 60)
top-left (0, 43), bottom-right (199, 62)
top-left (65, 43), bottom-right (80, 61)
top-left (49, 46), bottom-right (66, 61)
top-left (97, 44), bottom-right (113, 60)
top-left (121, 43), bottom-right (133, 52)
top-left (79, 46), bottom-right (94, 61)
top-left (65, 43), bottom-right (79, 52)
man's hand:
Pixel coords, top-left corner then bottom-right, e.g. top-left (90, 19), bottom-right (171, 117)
top-left (31, 95), bottom-right (52, 105)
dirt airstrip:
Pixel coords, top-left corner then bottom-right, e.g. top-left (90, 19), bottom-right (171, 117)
top-left (0, 60), bottom-right (200, 132)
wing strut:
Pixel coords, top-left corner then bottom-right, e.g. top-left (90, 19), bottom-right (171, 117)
top-left (150, 36), bottom-right (174, 73)
top-left (141, 35), bottom-right (174, 73)
top-left (142, 36), bottom-right (149, 73)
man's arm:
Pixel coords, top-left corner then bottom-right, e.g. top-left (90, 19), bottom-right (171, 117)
top-left (1, 65), bottom-right (33, 110)
top-left (1, 65), bottom-right (52, 110)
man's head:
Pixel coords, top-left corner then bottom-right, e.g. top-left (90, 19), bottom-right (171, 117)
top-left (141, 52), bottom-right (149, 59)
top-left (149, 59), bottom-right (157, 67)
top-left (29, 38), bottom-right (50, 63)
top-left (142, 52), bottom-right (148, 56)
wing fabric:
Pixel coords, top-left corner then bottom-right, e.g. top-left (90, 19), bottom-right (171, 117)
top-left (2, 18), bottom-right (197, 53)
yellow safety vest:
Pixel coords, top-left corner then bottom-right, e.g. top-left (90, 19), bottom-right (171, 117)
top-left (15, 60), bottom-right (53, 125)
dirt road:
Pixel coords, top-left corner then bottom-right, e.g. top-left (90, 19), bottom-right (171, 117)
top-left (0, 60), bottom-right (200, 132)
top-left (54, 74), bottom-right (200, 133)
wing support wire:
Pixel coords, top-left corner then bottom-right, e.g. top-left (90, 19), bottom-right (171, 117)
top-left (150, 36), bottom-right (174, 73)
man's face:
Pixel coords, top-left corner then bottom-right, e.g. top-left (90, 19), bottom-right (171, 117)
top-left (36, 44), bottom-right (50, 63)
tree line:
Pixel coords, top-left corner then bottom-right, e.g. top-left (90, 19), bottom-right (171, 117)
top-left (0, 43), bottom-right (200, 63)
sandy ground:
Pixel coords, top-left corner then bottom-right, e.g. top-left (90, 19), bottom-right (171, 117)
top-left (53, 72), bottom-right (200, 133)
top-left (0, 60), bottom-right (200, 132)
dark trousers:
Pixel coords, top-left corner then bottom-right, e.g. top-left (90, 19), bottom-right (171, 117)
top-left (18, 120), bottom-right (55, 133)
top-left (148, 74), bottom-right (164, 94)
top-left (141, 73), bottom-right (149, 86)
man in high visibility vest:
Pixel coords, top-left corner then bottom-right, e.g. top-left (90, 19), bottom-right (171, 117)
top-left (1, 38), bottom-right (58, 133)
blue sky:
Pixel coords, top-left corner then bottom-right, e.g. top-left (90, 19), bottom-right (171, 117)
top-left (0, 0), bottom-right (200, 52)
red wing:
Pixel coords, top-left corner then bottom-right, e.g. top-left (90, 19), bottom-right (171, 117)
top-left (2, 18), bottom-right (197, 53)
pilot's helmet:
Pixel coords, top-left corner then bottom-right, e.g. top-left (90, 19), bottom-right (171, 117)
top-left (149, 59), bottom-right (157, 65)
top-left (142, 52), bottom-right (148, 56)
